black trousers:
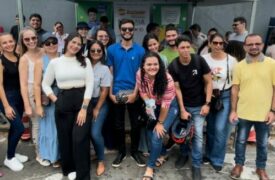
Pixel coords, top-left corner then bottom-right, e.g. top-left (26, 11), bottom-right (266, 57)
top-left (55, 88), bottom-right (92, 180)
top-left (113, 99), bottom-right (142, 154)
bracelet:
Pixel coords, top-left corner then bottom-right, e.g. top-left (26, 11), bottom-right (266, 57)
top-left (158, 120), bottom-right (164, 124)
top-left (81, 104), bottom-right (88, 110)
top-left (270, 109), bottom-right (275, 113)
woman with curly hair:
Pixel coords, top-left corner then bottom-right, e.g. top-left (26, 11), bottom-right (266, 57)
top-left (136, 52), bottom-right (178, 180)
top-left (42, 33), bottom-right (94, 180)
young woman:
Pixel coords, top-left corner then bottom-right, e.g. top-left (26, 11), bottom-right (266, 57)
top-left (87, 40), bottom-right (111, 176)
top-left (0, 33), bottom-right (28, 172)
top-left (142, 33), bottom-right (168, 68)
top-left (136, 52), bottom-right (178, 180)
top-left (94, 28), bottom-right (113, 48)
top-left (202, 33), bottom-right (237, 171)
top-left (34, 33), bottom-right (60, 167)
top-left (18, 27), bottom-right (47, 166)
top-left (42, 33), bottom-right (93, 180)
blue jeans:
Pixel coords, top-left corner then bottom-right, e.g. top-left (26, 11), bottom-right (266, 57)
top-left (0, 90), bottom-right (24, 159)
top-left (91, 98), bottom-right (109, 161)
top-left (147, 98), bottom-right (179, 168)
top-left (205, 89), bottom-right (232, 166)
top-left (234, 118), bottom-right (270, 169)
top-left (180, 106), bottom-right (205, 168)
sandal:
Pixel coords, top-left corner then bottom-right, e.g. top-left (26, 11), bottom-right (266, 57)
top-left (155, 156), bottom-right (168, 167)
top-left (96, 162), bottom-right (105, 176)
top-left (142, 175), bottom-right (153, 180)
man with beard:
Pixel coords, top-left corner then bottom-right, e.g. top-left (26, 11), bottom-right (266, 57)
top-left (28, 13), bottom-right (47, 44)
top-left (230, 34), bottom-right (275, 180)
top-left (160, 24), bottom-right (179, 64)
top-left (107, 18), bottom-right (145, 168)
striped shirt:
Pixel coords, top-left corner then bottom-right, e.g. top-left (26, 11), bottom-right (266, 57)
top-left (136, 69), bottom-right (176, 108)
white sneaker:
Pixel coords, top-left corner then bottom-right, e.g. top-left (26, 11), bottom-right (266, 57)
top-left (68, 172), bottom-right (76, 180)
top-left (36, 157), bottom-right (50, 166)
top-left (15, 153), bottom-right (28, 163)
top-left (4, 157), bottom-right (23, 171)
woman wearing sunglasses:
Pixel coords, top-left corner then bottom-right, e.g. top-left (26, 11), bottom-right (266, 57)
top-left (87, 40), bottom-right (111, 176)
top-left (137, 52), bottom-right (178, 180)
top-left (202, 33), bottom-right (237, 171)
top-left (42, 33), bottom-right (93, 180)
top-left (0, 33), bottom-right (28, 172)
top-left (18, 27), bottom-right (47, 166)
top-left (34, 33), bottom-right (60, 167)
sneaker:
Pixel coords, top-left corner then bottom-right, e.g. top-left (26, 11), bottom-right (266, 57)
top-left (202, 156), bottom-right (210, 165)
top-left (36, 157), bottom-right (50, 166)
top-left (15, 153), bottom-right (28, 163)
top-left (112, 153), bottom-right (126, 168)
top-left (131, 152), bottom-right (146, 167)
top-left (4, 157), bottom-right (23, 171)
top-left (175, 155), bottom-right (189, 169)
top-left (192, 166), bottom-right (202, 180)
top-left (211, 163), bottom-right (222, 172)
top-left (68, 172), bottom-right (76, 180)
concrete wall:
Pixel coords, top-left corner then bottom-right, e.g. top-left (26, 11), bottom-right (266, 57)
top-left (0, 0), bottom-right (76, 33)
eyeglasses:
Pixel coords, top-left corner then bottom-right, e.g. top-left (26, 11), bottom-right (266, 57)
top-left (212, 41), bottom-right (224, 46)
top-left (44, 39), bottom-right (58, 46)
top-left (23, 36), bottom-right (37, 42)
top-left (90, 49), bottom-right (102, 53)
top-left (245, 43), bottom-right (262, 47)
top-left (121, 27), bottom-right (134, 32)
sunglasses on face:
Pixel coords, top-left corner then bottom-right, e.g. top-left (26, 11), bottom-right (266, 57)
top-left (121, 27), bottom-right (134, 32)
top-left (90, 49), bottom-right (102, 53)
top-left (212, 41), bottom-right (224, 46)
top-left (44, 39), bottom-right (58, 46)
top-left (23, 36), bottom-right (37, 42)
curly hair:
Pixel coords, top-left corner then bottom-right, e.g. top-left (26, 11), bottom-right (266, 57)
top-left (63, 33), bottom-right (86, 67)
top-left (140, 52), bottom-right (167, 98)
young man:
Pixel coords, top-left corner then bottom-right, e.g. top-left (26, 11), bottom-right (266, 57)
top-left (107, 18), bottom-right (145, 168)
top-left (168, 36), bottom-right (212, 180)
top-left (29, 13), bottom-right (47, 44)
top-left (160, 24), bottom-right (179, 64)
top-left (230, 34), bottom-right (275, 180)
top-left (229, 17), bottom-right (248, 42)
top-left (87, 7), bottom-right (99, 30)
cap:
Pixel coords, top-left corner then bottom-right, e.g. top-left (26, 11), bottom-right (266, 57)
top-left (41, 32), bottom-right (57, 44)
top-left (76, 22), bottom-right (90, 30)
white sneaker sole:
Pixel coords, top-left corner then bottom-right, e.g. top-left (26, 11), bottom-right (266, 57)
top-left (112, 156), bottom-right (126, 168)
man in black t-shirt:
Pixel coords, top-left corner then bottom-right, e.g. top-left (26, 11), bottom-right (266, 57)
top-left (168, 36), bottom-right (212, 180)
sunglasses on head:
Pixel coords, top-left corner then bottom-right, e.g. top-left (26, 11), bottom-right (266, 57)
top-left (23, 36), bottom-right (37, 42)
top-left (44, 38), bottom-right (58, 46)
top-left (90, 49), bottom-right (102, 53)
top-left (121, 27), bottom-right (134, 32)
top-left (212, 41), bottom-right (224, 46)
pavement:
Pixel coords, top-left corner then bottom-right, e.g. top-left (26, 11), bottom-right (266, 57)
top-left (0, 132), bottom-right (275, 180)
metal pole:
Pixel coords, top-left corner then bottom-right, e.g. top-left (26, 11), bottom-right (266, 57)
top-left (17, 0), bottom-right (24, 31)
top-left (249, 0), bottom-right (258, 33)
top-left (191, 6), bottom-right (196, 25)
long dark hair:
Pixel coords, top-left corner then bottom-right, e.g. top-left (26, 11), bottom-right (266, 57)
top-left (63, 33), bottom-right (86, 67)
top-left (142, 33), bottom-right (159, 52)
top-left (94, 27), bottom-right (113, 47)
top-left (87, 40), bottom-right (105, 63)
top-left (140, 52), bottom-right (167, 98)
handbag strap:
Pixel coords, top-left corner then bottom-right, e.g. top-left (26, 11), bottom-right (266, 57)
top-left (221, 54), bottom-right (229, 91)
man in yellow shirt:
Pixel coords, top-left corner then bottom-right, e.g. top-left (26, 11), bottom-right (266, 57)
top-left (230, 34), bottom-right (275, 180)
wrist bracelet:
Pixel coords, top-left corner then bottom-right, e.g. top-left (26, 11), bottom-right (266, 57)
top-left (158, 120), bottom-right (164, 124)
top-left (81, 104), bottom-right (88, 110)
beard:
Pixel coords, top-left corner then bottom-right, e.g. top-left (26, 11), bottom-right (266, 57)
top-left (121, 34), bottom-right (133, 41)
top-left (167, 40), bottom-right (176, 47)
top-left (248, 49), bottom-right (261, 57)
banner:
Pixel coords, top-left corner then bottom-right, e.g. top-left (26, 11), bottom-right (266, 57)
top-left (114, 2), bottom-right (150, 44)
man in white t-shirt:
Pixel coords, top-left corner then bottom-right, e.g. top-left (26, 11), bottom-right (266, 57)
top-left (229, 17), bottom-right (248, 42)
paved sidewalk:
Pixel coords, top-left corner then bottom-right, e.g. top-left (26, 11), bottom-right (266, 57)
top-left (0, 135), bottom-right (275, 180)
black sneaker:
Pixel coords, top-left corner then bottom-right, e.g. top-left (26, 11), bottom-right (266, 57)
top-left (202, 156), bottom-right (211, 165)
top-left (175, 155), bottom-right (189, 169)
top-left (112, 153), bottom-right (126, 168)
top-left (192, 166), bottom-right (202, 180)
top-left (211, 163), bottom-right (222, 172)
top-left (131, 152), bottom-right (146, 167)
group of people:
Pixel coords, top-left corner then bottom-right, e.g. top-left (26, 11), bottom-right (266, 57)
top-left (0, 10), bottom-right (274, 180)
